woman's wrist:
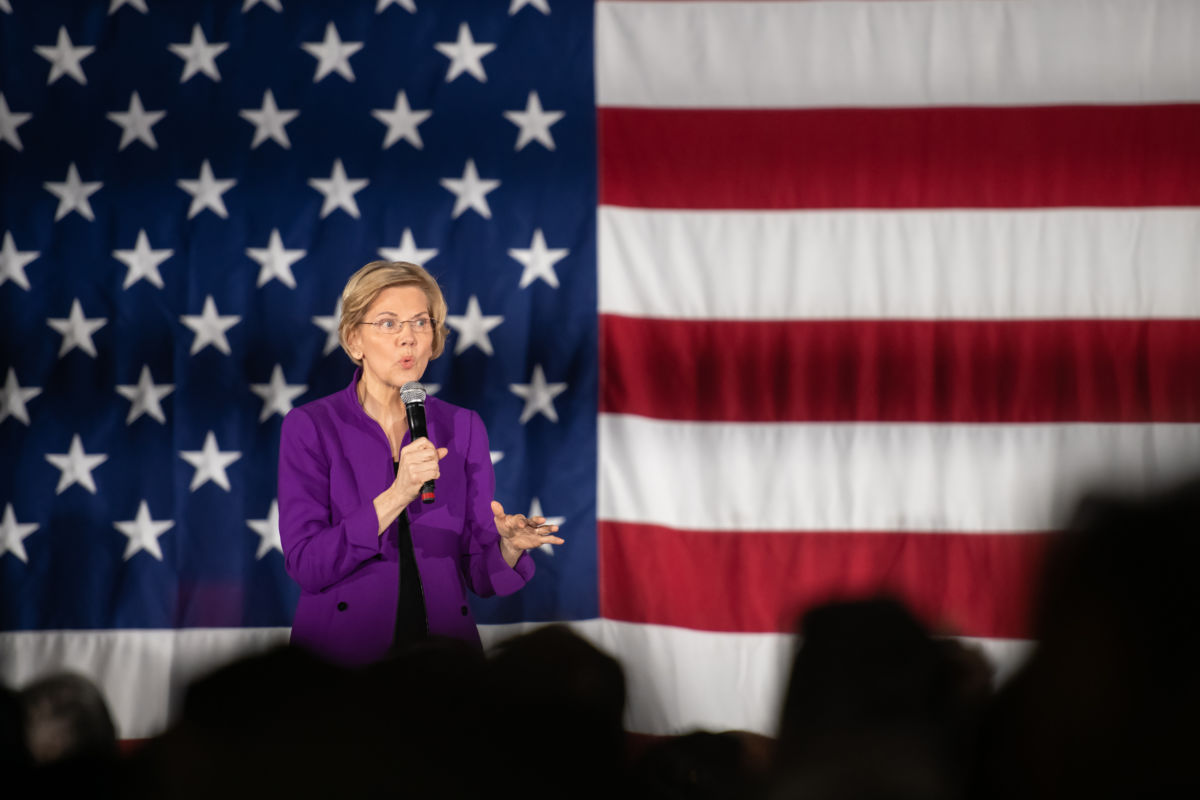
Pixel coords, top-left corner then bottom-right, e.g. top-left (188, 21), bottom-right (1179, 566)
top-left (498, 536), bottom-right (522, 568)
top-left (374, 484), bottom-right (415, 535)
top-left (390, 481), bottom-right (418, 509)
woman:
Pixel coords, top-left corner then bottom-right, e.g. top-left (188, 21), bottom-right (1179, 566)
top-left (278, 260), bottom-right (563, 666)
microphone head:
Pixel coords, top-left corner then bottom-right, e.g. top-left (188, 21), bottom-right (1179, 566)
top-left (400, 381), bottom-right (427, 406)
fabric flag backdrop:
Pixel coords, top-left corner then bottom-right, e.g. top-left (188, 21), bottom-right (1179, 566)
top-left (2, 0), bottom-right (1199, 739)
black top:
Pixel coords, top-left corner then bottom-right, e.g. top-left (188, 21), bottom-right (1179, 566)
top-left (393, 461), bottom-right (429, 647)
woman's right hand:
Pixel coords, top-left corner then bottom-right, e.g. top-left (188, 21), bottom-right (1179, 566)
top-left (393, 437), bottom-right (449, 506)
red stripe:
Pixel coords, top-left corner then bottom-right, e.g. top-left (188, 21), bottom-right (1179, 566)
top-left (599, 316), bottom-right (1200, 423)
top-left (598, 105), bottom-right (1200, 209)
top-left (598, 521), bottom-right (1048, 639)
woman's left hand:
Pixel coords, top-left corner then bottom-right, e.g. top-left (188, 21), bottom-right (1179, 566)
top-left (492, 500), bottom-right (564, 566)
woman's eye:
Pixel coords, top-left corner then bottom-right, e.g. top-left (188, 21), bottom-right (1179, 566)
top-left (380, 319), bottom-right (396, 330)
top-left (413, 319), bottom-right (428, 330)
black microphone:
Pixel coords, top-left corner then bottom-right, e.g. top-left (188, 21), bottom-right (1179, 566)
top-left (400, 381), bottom-right (436, 504)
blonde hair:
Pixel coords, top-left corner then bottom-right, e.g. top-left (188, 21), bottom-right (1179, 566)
top-left (338, 260), bottom-right (448, 364)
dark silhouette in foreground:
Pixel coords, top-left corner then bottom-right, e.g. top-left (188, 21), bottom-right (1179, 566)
top-left (5, 475), bottom-right (1197, 799)
top-left (973, 476), bottom-right (1200, 799)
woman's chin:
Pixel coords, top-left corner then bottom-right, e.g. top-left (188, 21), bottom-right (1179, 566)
top-left (390, 367), bottom-right (426, 386)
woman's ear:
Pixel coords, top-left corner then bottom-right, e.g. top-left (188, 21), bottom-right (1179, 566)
top-left (345, 327), bottom-right (362, 360)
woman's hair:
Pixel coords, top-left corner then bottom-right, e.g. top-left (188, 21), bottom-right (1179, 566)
top-left (338, 260), bottom-right (448, 364)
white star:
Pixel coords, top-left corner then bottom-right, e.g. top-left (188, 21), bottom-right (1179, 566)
top-left (169, 25), bottom-right (228, 82)
top-left (509, 0), bottom-right (550, 14)
top-left (0, 93), bottom-right (32, 151)
top-left (34, 27), bottom-right (94, 85)
top-left (528, 497), bottom-right (564, 555)
top-left (250, 364), bottom-right (307, 422)
top-left (434, 22), bottom-right (495, 83)
top-left (177, 159), bottom-right (236, 219)
top-left (509, 364), bottom-right (567, 424)
top-left (378, 228), bottom-right (437, 265)
top-left (0, 1), bottom-right (11, 13)
top-left (114, 229), bottom-right (173, 290)
top-left (181, 295), bottom-right (240, 356)
top-left (301, 22), bottom-right (362, 83)
top-left (242, 0), bottom-right (282, 11)
top-left (504, 91), bottom-right (564, 151)
top-left (0, 231), bottom-right (38, 290)
top-left (107, 91), bottom-right (166, 151)
top-left (377, 0), bottom-right (416, 12)
top-left (109, 0), bottom-right (149, 13)
top-left (239, 89), bottom-right (299, 149)
top-left (440, 159), bottom-right (500, 220)
top-left (446, 295), bottom-right (503, 356)
top-left (308, 159), bottom-right (368, 219)
top-left (0, 504), bottom-right (38, 563)
top-left (114, 500), bottom-right (174, 561)
top-left (1, 368), bottom-right (41, 426)
top-left (247, 229), bottom-right (305, 289)
top-left (508, 229), bottom-right (568, 289)
top-left (312, 298), bottom-right (342, 356)
top-left (44, 163), bottom-right (102, 222)
top-left (45, 434), bottom-right (108, 494)
top-left (180, 431), bottom-right (241, 492)
top-left (247, 500), bottom-right (283, 559)
top-left (424, 383), bottom-right (441, 396)
top-left (115, 365), bottom-right (174, 425)
top-left (372, 90), bottom-right (431, 150)
top-left (47, 298), bottom-right (106, 358)
top-left (490, 451), bottom-right (504, 465)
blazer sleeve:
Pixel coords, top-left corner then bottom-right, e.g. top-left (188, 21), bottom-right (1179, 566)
top-left (278, 407), bottom-right (383, 594)
top-left (458, 410), bottom-right (535, 597)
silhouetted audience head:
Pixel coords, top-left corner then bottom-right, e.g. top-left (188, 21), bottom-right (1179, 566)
top-left (125, 638), bottom-right (492, 799)
top-left (19, 671), bottom-right (117, 764)
top-left (13, 671), bottom-right (119, 797)
top-left (357, 635), bottom-right (489, 797)
top-left (974, 475), bottom-right (1200, 799)
top-left (484, 624), bottom-right (628, 797)
top-left (772, 597), bottom-right (991, 800)
top-left (124, 645), bottom-right (353, 799)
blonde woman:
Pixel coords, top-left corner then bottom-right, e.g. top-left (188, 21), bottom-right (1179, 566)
top-left (278, 261), bottom-right (562, 665)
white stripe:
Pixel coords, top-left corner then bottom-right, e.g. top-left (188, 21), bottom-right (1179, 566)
top-left (599, 206), bottom-right (1200, 319)
top-left (482, 620), bottom-right (1033, 735)
top-left (0, 628), bottom-right (289, 739)
top-left (0, 624), bottom-right (1032, 740)
top-left (599, 416), bottom-right (1200, 532)
top-left (596, 0), bottom-right (1200, 108)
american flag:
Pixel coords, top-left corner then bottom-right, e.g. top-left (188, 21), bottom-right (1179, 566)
top-left (2, 0), bottom-right (1199, 740)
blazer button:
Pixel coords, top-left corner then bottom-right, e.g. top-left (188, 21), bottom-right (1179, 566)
top-left (337, 602), bottom-right (348, 611)
top-left (460, 605), bottom-right (468, 616)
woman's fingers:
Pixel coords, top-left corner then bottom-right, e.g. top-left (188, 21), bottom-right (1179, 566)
top-left (394, 440), bottom-right (446, 496)
top-left (513, 529), bottom-right (564, 547)
top-left (491, 500), bottom-right (565, 548)
top-left (400, 438), bottom-right (434, 457)
top-left (398, 440), bottom-right (447, 472)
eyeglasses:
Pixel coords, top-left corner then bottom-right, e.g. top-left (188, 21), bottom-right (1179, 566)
top-left (360, 315), bottom-right (434, 335)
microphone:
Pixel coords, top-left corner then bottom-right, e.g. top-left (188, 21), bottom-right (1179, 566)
top-left (400, 381), bottom-right (436, 504)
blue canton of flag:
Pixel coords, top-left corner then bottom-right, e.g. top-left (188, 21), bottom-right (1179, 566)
top-left (0, 0), bottom-right (597, 640)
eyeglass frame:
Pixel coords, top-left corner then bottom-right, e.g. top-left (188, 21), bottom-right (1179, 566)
top-left (358, 314), bottom-right (435, 335)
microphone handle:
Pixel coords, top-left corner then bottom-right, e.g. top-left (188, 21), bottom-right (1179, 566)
top-left (405, 402), bottom-right (436, 504)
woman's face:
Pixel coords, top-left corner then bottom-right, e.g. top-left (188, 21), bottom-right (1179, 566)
top-left (349, 285), bottom-right (434, 392)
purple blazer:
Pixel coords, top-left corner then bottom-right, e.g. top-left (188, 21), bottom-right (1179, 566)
top-left (277, 372), bottom-right (534, 666)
